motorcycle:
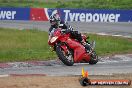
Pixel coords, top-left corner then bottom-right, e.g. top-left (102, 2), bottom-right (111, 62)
top-left (48, 28), bottom-right (98, 66)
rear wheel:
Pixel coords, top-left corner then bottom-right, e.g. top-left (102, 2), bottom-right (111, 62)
top-left (56, 44), bottom-right (74, 66)
top-left (89, 51), bottom-right (98, 65)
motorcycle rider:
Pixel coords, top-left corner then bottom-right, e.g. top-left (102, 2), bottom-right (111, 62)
top-left (49, 10), bottom-right (90, 52)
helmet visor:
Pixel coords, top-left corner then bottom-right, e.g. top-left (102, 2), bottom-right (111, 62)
top-left (50, 20), bottom-right (56, 25)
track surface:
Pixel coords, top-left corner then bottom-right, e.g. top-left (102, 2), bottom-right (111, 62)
top-left (0, 21), bottom-right (132, 76)
top-left (0, 21), bottom-right (132, 37)
top-left (0, 54), bottom-right (132, 76)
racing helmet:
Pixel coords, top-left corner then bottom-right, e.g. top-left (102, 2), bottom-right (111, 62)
top-left (49, 10), bottom-right (61, 26)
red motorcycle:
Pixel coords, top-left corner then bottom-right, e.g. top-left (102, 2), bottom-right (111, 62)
top-left (48, 28), bottom-right (98, 66)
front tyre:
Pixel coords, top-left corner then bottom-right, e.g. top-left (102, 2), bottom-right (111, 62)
top-left (89, 51), bottom-right (98, 65)
top-left (56, 44), bottom-right (74, 66)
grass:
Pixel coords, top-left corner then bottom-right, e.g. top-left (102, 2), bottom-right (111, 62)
top-left (0, 28), bottom-right (56, 62)
top-left (0, 0), bottom-right (132, 9)
top-left (0, 27), bottom-right (132, 62)
top-left (88, 34), bottom-right (132, 56)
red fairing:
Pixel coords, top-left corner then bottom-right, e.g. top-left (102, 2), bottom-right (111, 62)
top-left (48, 28), bottom-right (62, 45)
top-left (66, 39), bottom-right (86, 62)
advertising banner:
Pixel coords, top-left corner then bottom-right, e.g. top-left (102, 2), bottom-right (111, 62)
top-left (0, 8), bottom-right (30, 20)
top-left (0, 7), bottom-right (132, 22)
top-left (30, 8), bottom-right (49, 21)
top-left (47, 8), bottom-right (132, 22)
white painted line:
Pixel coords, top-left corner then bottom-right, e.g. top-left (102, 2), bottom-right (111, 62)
top-left (96, 32), bottom-right (132, 38)
top-left (112, 35), bottom-right (122, 37)
top-left (124, 36), bottom-right (132, 38)
top-left (97, 33), bottom-right (110, 36)
top-left (0, 74), bottom-right (9, 77)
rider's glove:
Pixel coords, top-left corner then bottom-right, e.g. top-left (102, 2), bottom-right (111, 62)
top-left (65, 29), bottom-right (71, 33)
top-left (61, 29), bottom-right (71, 34)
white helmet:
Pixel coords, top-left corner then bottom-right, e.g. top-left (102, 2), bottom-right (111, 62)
top-left (49, 10), bottom-right (61, 26)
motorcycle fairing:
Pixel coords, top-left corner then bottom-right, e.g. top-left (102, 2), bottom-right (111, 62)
top-left (65, 38), bottom-right (90, 63)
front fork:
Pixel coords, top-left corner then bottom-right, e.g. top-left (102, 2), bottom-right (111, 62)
top-left (53, 42), bottom-right (69, 53)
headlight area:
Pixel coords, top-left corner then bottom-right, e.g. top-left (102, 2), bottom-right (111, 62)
top-left (50, 36), bottom-right (58, 43)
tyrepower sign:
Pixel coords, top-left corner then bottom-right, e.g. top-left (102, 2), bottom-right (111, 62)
top-left (0, 8), bottom-right (30, 20)
top-left (31, 8), bottom-right (132, 22)
top-left (57, 9), bottom-right (132, 22)
top-left (63, 10), bottom-right (120, 22)
top-left (0, 10), bottom-right (16, 20)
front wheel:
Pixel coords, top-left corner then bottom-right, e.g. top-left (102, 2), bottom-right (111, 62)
top-left (89, 51), bottom-right (98, 65)
top-left (56, 44), bottom-right (74, 66)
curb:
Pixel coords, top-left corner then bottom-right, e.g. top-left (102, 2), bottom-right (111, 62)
top-left (0, 60), bottom-right (61, 69)
top-left (0, 63), bottom-right (12, 68)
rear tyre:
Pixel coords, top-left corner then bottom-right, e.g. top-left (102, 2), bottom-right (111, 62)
top-left (89, 51), bottom-right (98, 65)
top-left (56, 44), bottom-right (74, 66)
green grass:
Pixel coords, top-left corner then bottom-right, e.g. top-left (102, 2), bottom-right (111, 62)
top-left (0, 28), bottom-right (132, 62)
top-left (0, 28), bottom-right (56, 62)
top-left (0, 0), bottom-right (132, 9)
top-left (88, 34), bottom-right (132, 56)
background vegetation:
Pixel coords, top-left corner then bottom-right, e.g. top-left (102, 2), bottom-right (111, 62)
top-left (0, 0), bottom-right (132, 9)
